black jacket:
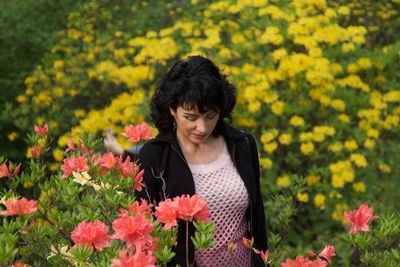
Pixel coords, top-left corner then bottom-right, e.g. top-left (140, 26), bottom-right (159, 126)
top-left (132, 125), bottom-right (268, 266)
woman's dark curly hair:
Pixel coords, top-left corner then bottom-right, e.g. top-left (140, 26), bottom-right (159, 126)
top-left (150, 55), bottom-right (236, 135)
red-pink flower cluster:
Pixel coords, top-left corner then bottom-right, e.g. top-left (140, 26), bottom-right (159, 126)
top-left (281, 245), bottom-right (336, 267)
top-left (70, 220), bottom-right (111, 251)
top-left (344, 204), bottom-right (378, 234)
top-left (155, 194), bottom-right (210, 229)
top-left (0, 198), bottom-right (37, 216)
top-left (122, 122), bottom-right (153, 143)
top-left (34, 124), bottom-right (48, 136)
top-left (61, 155), bottom-right (89, 179)
top-left (31, 144), bottom-right (44, 158)
top-left (111, 249), bottom-right (156, 267)
top-left (0, 162), bottom-right (20, 179)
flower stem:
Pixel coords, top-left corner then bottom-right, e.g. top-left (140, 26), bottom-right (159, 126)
top-left (186, 220), bottom-right (189, 267)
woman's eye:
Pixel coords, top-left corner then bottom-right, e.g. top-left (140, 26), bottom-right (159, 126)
top-left (185, 116), bottom-right (196, 121)
top-left (206, 113), bottom-right (217, 119)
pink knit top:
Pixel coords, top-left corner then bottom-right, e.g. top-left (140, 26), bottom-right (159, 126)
top-left (188, 142), bottom-right (251, 267)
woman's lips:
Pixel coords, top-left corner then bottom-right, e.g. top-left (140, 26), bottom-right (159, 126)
top-left (193, 134), bottom-right (206, 140)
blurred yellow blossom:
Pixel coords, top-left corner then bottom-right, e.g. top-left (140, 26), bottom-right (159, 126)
top-left (330, 160), bottom-right (354, 188)
top-left (353, 182), bottom-right (366, 192)
top-left (8, 132), bottom-right (18, 142)
top-left (300, 142), bottom-right (314, 155)
top-left (350, 153), bottom-right (368, 168)
top-left (290, 115), bottom-right (305, 127)
top-left (271, 101), bottom-right (285, 115)
top-left (261, 129), bottom-right (279, 143)
top-left (306, 174), bottom-right (321, 186)
top-left (338, 114), bottom-right (350, 123)
top-left (297, 192), bottom-right (309, 203)
top-left (364, 138), bottom-right (375, 149)
top-left (314, 193), bottom-right (325, 209)
top-left (278, 133), bottom-right (292, 145)
top-left (379, 163), bottom-right (391, 173)
top-left (277, 175), bottom-right (290, 187)
top-left (260, 157), bottom-right (273, 169)
top-left (344, 139), bottom-right (358, 151)
top-left (263, 142), bottom-right (278, 154)
top-left (332, 203), bottom-right (349, 223)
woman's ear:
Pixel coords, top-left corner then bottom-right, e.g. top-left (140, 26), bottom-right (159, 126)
top-left (169, 107), bottom-right (176, 117)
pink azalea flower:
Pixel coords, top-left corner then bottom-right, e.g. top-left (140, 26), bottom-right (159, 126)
top-left (0, 162), bottom-right (21, 179)
top-left (70, 220), bottom-right (111, 251)
top-left (111, 213), bottom-right (154, 250)
top-left (344, 204), bottom-right (379, 234)
top-left (117, 156), bottom-right (140, 178)
top-left (134, 169), bottom-right (145, 192)
top-left (0, 198), bottom-right (37, 216)
top-left (34, 124), bottom-right (48, 136)
top-left (176, 194), bottom-right (210, 222)
top-left (111, 249), bottom-right (156, 267)
top-left (281, 256), bottom-right (313, 267)
top-left (122, 122), bottom-right (153, 143)
top-left (12, 262), bottom-right (26, 267)
top-left (241, 237), bottom-right (254, 249)
top-left (65, 139), bottom-right (76, 153)
top-left (119, 199), bottom-right (153, 218)
top-left (31, 144), bottom-right (44, 158)
top-left (319, 244), bottom-right (335, 263)
top-left (253, 248), bottom-right (269, 264)
top-left (95, 152), bottom-right (117, 174)
top-left (61, 155), bottom-right (89, 179)
top-left (155, 198), bottom-right (179, 229)
top-left (311, 258), bottom-right (327, 267)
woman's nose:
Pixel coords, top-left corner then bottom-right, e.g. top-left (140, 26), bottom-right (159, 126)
top-left (196, 119), bottom-right (206, 132)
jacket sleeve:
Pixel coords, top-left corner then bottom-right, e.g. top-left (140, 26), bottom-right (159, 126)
top-left (135, 144), bottom-right (162, 205)
top-left (248, 134), bottom-right (268, 252)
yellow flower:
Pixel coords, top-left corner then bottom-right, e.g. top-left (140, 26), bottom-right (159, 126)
top-left (364, 139), bottom-right (375, 149)
top-left (16, 95), bottom-right (27, 103)
top-left (338, 6), bottom-right (350, 15)
top-left (7, 132), bottom-right (18, 142)
top-left (328, 142), bottom-right (343, 153)
top-left (260, 157), bottom-right (273, 169)
top-left (277, 175), bottom-right (290, 187)
top-left (248, 101), bottom-right (261, 112)
top-left (366, 128), bottom-right (379, 139)
top-left (353, 182), bottom-right (366, 192)
top-left (290, 115), bottom-right (304, 127)
top-left (271, 101), bottom-right (285, 115)
top-left (314, 193), bottom-right (326, 209)
top-left (297, 192), bottom-right (309, 203)
top-left (300, 142), bottom-right (314, 155)
top-left (357, 57), bottom-right (372, 69)
top-left (338, 114), bottom-right (350, 123)
top-left (342, 42), bottom-right (355, 52)
top-left (344, 139), bottom-right (358, 151)
top-left (263, 142), bottom-right (278, 154)
top-left (347, 63), bottom-right (359, 74)
top-left (53, 60), bottom-right (64, 68)
top-left (330, 99), bottom-right (346, 111)
top-left (261, 129), bottom-right (279, 143)
top-left (330, 160), bottom-right (354, 188)
top-left (379, 163), bottom-right (391, 173)
top-left (278, 133), bottom-right (292, 145)
top-left (350, 153), bottom-right (368, 168)
top-left (306, 174), bottom-right (321, 186)
top-left (53, 148), bottom-right (64, 162)
top-left (271, 48), bottom-right (288, 62)
top-left (332, 203), bottom-right (349, 223)
top-left (383, 90), bottom-right (400, 102)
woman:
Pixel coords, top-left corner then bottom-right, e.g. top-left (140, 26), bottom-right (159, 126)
top-left (105, 56), bottom-right (267, 266)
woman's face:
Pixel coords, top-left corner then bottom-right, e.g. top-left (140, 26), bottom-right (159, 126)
top-left (170, 103), bottom-right (219, 144)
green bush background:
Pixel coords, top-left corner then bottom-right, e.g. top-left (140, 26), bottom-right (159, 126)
top-left (1, 0), bottom-right (399, 265)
